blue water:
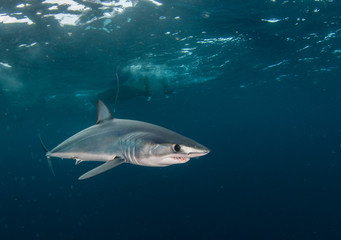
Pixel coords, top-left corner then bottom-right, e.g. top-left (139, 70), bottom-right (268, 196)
top-left (1, 0), bottom-right (341, 239)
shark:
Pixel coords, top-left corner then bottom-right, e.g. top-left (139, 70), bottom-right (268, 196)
top-left (41, 100), bottom-right (210, 180)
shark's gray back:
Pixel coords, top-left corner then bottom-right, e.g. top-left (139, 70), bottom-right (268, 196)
top-left (48, 118), bottom-right (197, 161)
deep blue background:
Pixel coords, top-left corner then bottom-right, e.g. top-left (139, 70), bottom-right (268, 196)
top-left (1, 0), bottom-right (341, 239)
top-left (2, 79), bottom-right (341, 239)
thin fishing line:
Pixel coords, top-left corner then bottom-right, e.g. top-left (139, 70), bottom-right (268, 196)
top-left (114, 69), bottom-right (120, 113)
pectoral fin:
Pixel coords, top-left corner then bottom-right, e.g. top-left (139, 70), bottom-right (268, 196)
top-left (78, 157), bottom-right (125, 180)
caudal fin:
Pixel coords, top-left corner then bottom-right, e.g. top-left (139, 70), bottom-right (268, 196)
top-left (39, 134), bottom-right (55, 176)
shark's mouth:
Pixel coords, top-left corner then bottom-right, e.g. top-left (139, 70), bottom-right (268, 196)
top-left (173, 157), bottom-right (190, 163)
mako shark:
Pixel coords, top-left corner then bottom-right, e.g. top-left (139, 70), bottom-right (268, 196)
top-left (41, 100), bottom-right (209, 180)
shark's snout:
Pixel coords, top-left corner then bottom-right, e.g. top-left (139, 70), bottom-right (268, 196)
top-left (202, 146), bottom-right (210, 154)
top-left (188, 145), bottom-right (210, 157)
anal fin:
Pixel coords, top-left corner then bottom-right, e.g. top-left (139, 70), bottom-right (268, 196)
top-left (75, 159), bottom-right (82, 165)
top-left (78, 157), bottom-right (124, 180)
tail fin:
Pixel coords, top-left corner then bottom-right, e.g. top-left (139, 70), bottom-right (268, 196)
top-left (39, 133), bottom-right (55, 176)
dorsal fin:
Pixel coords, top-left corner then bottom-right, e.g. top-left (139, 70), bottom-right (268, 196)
top-left (96, 100), bottom-right (113, 124)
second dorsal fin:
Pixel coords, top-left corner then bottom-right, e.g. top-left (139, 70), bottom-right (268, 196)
top-left (96, 100), bottom-right (113, 124)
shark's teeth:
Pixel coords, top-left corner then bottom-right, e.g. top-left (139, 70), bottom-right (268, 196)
top-left (173, 157), bottom-right (190, 163)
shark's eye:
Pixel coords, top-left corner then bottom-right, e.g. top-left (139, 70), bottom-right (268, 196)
top-left (173, 144), bottom-right (181, 152)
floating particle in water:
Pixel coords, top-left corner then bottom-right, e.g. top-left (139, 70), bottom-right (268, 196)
top-left (201, 11), bottom-right (210, 19)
